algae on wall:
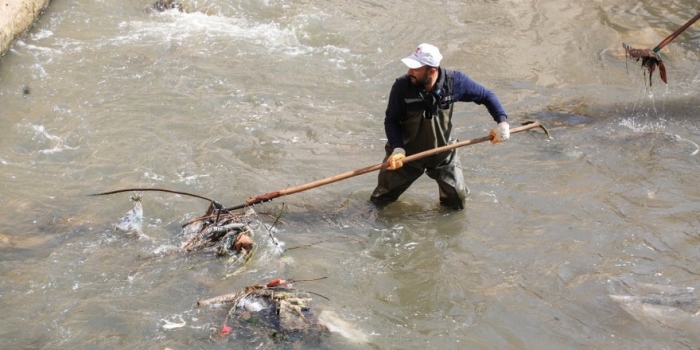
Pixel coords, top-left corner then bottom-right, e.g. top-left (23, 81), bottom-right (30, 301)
top-left (0, 0), bottom-right (51, 58)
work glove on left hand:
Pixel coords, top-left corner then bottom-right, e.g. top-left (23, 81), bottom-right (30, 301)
top-left (386, 148), bottom-right (405, 170)
top-left (490, 122), bottom-right (510, 144)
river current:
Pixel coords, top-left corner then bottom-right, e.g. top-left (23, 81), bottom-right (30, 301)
top-left (1, 0), bottom-right (699, 349)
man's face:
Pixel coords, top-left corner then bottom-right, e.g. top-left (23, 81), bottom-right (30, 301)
top-left (407, 66), bottom-right (432, 86)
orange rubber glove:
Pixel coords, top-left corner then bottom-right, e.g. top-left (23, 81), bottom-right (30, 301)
top-left (387, 148), bottom-right (406, 170)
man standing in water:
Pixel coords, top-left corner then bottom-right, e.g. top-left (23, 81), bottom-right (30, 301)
top-left (370, 43), bottom-right (510, 210)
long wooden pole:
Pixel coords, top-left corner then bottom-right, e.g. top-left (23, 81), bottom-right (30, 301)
top-left (223, 121), bottom-right (544, 211)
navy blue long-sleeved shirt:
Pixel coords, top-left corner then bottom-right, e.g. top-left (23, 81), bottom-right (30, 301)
top-left (384, 70), bottom-right (507, 150)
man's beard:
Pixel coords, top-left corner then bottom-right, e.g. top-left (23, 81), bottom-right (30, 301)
top-left (409, 75), bottom-right (429, 86)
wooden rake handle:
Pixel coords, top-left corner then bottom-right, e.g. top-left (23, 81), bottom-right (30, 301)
top-left (224, 121), bottom-right (545, 211)
top-left (654, 12), bottom-right (700, 53)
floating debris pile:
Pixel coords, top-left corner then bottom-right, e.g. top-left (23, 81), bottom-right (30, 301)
top-left (103, 191), bottom-right (284, 275)
top-left (96, 192), bottom-right (368, 344)
top-left (180, 202), bottom-right (257, 258)
top-left (198, 278), bottom-right (329, 341)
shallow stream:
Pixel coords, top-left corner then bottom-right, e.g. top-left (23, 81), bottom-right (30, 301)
top-left (1, 0), bottom-right (699, 349)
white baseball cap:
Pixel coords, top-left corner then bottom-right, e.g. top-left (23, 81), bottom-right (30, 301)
top-left (401, 43), bottom-right (443, 68)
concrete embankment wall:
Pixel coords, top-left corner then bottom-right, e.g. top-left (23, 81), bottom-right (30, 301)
top-left (0, 0), bottom-right (51, 58)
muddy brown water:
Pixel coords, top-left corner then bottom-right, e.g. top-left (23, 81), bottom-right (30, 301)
top-left (1, 0), bottom-right (699, 349)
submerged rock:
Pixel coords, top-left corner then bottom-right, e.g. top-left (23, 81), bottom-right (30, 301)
top-left (151, 0), bottom-right (185, 12)
top-left (610, 281), bottom-right (700, 341)
top-left (531, 111), bottom-right (592, 127)
top-left (610, 282), bottom-right (699, 315)
top-left (148, 0), bottom-right (217, 15)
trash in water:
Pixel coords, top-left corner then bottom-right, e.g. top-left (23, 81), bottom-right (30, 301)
top-left (197, 277), bottom-right (368, 344)
top-left (114, 194), bottom-right (150, 240)
top-left (180, 202), bottom-right (276, 275)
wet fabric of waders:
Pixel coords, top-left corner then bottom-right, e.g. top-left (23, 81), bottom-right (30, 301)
top-left (371, 143), bottom-right (468, 209)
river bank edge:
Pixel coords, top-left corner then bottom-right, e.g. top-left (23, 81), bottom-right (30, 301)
top-left (0, 0), bottom-right (51, 60)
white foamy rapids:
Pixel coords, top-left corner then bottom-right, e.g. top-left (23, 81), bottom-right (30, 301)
top-left (33, 29), bottom-right (54, 40)
top-left (17, 36), bottom-right (86, 76)
top-left (176, 171), bottom-right (210, 185)
top-left (161, 315), bottom-right (186, 330)
top-left (31, 124), bottom-right (79, 154)
top-left (151, 244), bottom-right (183, 256)
top-left (618, 117), bottom-right (666, 133)
top-left (109, 10), bottom-right (355, 65)
top-left (116, 11), bottom-right (306, 54)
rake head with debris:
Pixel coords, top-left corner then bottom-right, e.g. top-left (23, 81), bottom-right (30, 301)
top-left (621, 12), bottom-right (700, 87)
top-left (623, 43), bottom-right (667, 86)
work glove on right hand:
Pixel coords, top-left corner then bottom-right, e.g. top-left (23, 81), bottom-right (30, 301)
top-left (490, 121), bottom-right (510, 144)
top-left (386, 148), bottom-right (405, 170)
